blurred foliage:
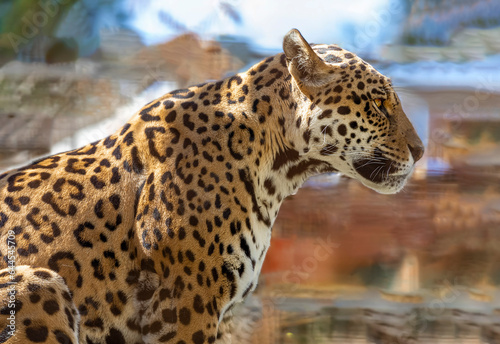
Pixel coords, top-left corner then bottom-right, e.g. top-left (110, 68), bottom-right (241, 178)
top-left (0, 0), bottom-right (128, 63)
top-left (0, 0), bottom-right (77, 57)
top-left (1, 0), bottom-right (77, 36)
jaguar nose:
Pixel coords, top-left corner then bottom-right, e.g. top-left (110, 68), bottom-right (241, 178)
top-left (408, 143), bottom-right (424, 162)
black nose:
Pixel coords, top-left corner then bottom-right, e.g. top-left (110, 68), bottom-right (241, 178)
top-left (408, 143), bottom-right (424, 162)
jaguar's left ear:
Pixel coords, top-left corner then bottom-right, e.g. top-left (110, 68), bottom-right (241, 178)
top-left (283, 29), bottom-right (335, 89)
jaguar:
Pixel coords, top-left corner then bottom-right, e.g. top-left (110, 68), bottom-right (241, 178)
top-left (0, 29), bottom-right (423, 343)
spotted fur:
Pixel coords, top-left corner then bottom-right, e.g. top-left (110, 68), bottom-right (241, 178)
top-left (0, 29), bottom-right (423, 343)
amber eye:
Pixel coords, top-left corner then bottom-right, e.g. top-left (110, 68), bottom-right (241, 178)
top-left (373, 98), bottom-right (390, 117)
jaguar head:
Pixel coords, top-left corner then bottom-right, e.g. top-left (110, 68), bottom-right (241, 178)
top-left (283, 29), bottom-right (424, 194)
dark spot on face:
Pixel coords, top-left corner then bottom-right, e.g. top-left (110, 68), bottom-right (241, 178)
top-left (338, 124), bottom-right (347, 136)
top-left (338, 106), bottom-right (351, 115)
top-left (318, 110), bottom-right (332, 120)
top-left (320, 144), bottom-right (338, 156)
top-left (324, 96), bottom-right (335, 105)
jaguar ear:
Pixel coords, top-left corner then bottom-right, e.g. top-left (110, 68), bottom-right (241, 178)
top-left (283, 29), bottom-right (333, 89)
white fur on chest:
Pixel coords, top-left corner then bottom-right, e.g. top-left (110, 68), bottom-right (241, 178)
top-left (218, 215), bottom-right (275, 322)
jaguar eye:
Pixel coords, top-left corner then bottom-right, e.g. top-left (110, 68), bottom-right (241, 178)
top-left (373, 98), bottom-right (389, 117)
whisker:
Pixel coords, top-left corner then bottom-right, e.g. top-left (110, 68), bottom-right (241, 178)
top-left (370, 165), bottom-right (384, 180)
top-left (357, 160), bottom-right (385, 170)
top-left (320, 125), bottom-right (331, 145)
top-left (373, 165), bottom-right (385, 181)
top-left (386, 161), bottom-right (394, 179)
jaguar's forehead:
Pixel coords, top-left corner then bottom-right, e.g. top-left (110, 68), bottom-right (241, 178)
top-left (311, 43), bottom-right (390, 86)
top-left (311, 43), bottom-right (361, 62)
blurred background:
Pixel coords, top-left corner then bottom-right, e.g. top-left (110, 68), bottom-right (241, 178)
top-left (1, 0), bottom-right (500, 343)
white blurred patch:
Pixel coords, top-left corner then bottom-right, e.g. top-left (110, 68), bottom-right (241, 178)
top-left (50, 81), bottom-right (177, 154)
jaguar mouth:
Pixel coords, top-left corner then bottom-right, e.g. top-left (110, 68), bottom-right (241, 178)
top-left (352, 148), bottom-right (399, 184)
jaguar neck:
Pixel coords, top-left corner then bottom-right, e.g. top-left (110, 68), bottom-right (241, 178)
top-left (248, 71), bottom-right (339, 228)
top-left (232, 57), bottom-right (307, 228)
